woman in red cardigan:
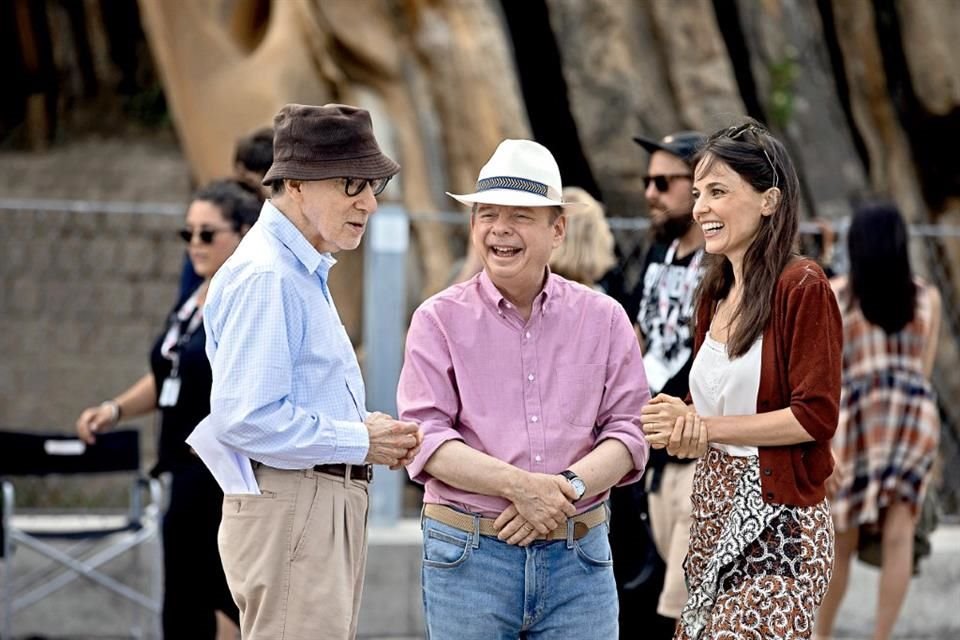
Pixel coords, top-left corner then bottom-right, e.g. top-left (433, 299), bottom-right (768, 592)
top-left (641, 120), bottom-right (842, 639)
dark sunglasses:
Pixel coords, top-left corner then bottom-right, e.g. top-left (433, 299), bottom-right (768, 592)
top-left (341, 176), bottom-right (392, 197)
top-left (177, 227), bottom-right (234, 244)
top-left (642, 173), bottom-right (692, 193)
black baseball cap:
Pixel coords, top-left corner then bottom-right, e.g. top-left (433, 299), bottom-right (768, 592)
top-left (633, 131), bottom-right (706, 165)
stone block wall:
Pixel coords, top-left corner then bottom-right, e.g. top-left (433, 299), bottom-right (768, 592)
top-left (1, 206), bottom-right (185, 469)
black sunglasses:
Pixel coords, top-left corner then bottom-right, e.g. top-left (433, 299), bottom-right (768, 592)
top-left (178, 227), bottom-right (234, 244)
top-left (642, 173), bottom-right (692, 193)
top-left (341, 176), bottom-right (392, 197)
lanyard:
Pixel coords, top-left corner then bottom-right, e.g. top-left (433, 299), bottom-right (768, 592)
top-left (159, 288), bottom-right (204, 378)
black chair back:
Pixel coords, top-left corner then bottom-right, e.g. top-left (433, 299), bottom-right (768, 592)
top-left (0, 429), bottom-right (140, 476)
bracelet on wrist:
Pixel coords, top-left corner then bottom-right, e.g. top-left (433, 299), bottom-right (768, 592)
top-left (101, 400), bottom-right (121, 424)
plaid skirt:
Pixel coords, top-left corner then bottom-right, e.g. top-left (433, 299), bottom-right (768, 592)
top-left (676, 449), bottom-right (834, 640)
top-left (831, 370), bottom-right (939, 532)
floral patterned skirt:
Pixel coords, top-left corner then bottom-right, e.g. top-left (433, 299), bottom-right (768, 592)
top-left (676, 449), bottom-right (834, 640)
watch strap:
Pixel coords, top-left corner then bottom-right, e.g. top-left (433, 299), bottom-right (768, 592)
top-left (559, 470), bottom-right (586, 500)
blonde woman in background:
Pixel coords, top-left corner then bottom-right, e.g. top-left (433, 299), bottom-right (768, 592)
top-left (550, 186), bottom-right (617, 289)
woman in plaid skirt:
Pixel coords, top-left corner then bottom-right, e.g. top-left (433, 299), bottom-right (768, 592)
top-left (641, 120), bottom-right (842, 639)
top-left (814, 202), bottom-right (942, 640)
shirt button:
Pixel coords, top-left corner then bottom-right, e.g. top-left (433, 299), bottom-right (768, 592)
top-left (763, 467), bottom-right (772, 476)
top-left (535, 455), bottom-right (542, 462)
top-left (525, 332), bottom-right (531, 339)
top-left (530, 416), bottom-right (539, 423)
top-left (504, 302), bottom-right (512, 309)
top-left (528, 374), bottom-right (535, 381)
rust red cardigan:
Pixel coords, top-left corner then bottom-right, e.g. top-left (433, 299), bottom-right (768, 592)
top-left (693, 258), bottom-right (842, 506)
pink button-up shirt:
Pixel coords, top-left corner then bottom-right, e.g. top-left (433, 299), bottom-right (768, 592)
top-left (398, 270), bottom-right (650, 517)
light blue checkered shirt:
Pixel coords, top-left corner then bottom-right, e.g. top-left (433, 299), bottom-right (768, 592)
top-left (198, 200), bottom-right (369, 470)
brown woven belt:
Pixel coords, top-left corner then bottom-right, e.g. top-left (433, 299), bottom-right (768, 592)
top-left (423, 503), bottom-right (606, 541)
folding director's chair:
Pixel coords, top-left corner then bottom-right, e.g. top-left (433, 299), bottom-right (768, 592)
top-left (0, 429), bottom-right (163, 639)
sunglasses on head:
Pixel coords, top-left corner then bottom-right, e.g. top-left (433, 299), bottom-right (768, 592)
top-left (722, 124), bottom-right (780, 189)
top-left (642, 173), bottom-right (692, 193)
top-left (177, 227), bottom-right (234, 244)
top-left (341, 176), bottom-right (392, 197)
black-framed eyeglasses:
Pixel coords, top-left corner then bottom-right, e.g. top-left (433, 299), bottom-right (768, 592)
top-left (341, 176), bottom-right (392, 197)
top-left (642, 174), bottom-right (692, 193)
top-left (177, 227), bottom-right (234, 244)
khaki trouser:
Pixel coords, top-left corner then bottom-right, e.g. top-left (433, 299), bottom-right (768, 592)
top-left (218, 465), bottom-right (369, 639)
top-left (647, 461), bottom-right (697, 619)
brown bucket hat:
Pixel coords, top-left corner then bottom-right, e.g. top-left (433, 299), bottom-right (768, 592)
top-left (261, 103), bottom-right (400, 186)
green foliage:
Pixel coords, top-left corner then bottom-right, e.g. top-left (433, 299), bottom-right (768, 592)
top-left (123, 83), bottom-right (170, 129)
top-left (768, 47), bottom-right (799, 130)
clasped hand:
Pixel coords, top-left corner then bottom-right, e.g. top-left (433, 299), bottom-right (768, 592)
top-left (640, 393), bottom-right (708, 459)
top-left (494, 473), bottom-right (578, 547)
top-left (364, 412), bottom-right (423, 470)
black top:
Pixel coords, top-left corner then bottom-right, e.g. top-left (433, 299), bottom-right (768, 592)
top-left (634, 241), bottom-right (703, 470)
top-left (149, 292), bottom-right (212, 474)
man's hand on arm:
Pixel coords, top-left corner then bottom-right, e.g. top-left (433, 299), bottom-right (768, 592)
top-left (641, 393), bottom-right (690, 450)
top-left (364, 412), bottom-right (422, 470)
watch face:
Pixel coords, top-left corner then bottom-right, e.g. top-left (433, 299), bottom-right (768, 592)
top-left (571, 478), bottom-right (586, 498)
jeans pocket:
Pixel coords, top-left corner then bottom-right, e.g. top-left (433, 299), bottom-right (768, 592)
top-left (422, 527), bottom-right (471, 569)
top-left (574, 525), bottom-right (613, 568)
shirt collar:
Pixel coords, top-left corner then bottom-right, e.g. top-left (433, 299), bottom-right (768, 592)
top-left (477, 267), bottom-right (555, 313)
top-left (260, 200), bottom-right (337, 278)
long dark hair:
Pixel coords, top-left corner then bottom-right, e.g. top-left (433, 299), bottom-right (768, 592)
top-left (693, 119), bottom-right (800, 357)
top-left (847, 201), bottom-right (916, 333)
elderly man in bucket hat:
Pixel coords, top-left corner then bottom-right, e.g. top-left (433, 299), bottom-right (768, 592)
top-left (397, 139), bottom-right (651, 638)
top-left (187, 103), bottom-right (422, 640)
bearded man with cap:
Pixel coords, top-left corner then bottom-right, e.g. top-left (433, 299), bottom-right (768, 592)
top-left (187, 103), bottom-right (422, 640)
top-left (625, 131), bottom-right (706, 634)
top-left (397, 139), bottom-right (651, 638)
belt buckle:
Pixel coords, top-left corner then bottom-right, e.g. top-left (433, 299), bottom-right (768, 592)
top-left (364, 465), bottom-right (373, 482)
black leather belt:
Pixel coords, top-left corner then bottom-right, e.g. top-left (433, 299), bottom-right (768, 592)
top-left (313, 463), bottom-right (373, 482)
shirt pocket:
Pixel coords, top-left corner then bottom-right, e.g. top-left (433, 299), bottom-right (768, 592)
top-left (558, 364), bottom-right (606, 427)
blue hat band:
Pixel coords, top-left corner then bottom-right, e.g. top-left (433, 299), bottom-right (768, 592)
top-left (476, 176), bottom-right (550, 198)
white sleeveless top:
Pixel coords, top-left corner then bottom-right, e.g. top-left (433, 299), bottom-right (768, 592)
top-left (689, 333), bottom-right (762, 457)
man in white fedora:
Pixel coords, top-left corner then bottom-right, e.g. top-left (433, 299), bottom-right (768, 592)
top-left (397, 139), bottom-right (651, 638)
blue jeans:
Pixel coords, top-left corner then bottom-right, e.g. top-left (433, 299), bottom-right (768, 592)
top-left (421, 512), bottom-right (618, 639)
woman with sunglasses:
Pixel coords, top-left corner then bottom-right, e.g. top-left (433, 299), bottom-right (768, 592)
top-left (75, 178), bottom-right (262, 639)
top-left (640, 119), bottom-right (842, 639)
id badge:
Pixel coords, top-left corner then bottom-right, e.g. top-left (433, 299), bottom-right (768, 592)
top-left (158, 377), bottom-right (181, 407)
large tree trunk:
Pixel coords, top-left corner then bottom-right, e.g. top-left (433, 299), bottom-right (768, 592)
top-left (137, 0), bottom-right (529, 334)
top-left (831, 0), bottom-right (960, 468)
top-left (897, 0), bottom-right (960, 117)
top-left (736, 0), bottom-right (868, 220)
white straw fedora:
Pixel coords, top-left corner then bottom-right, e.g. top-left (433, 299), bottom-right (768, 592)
top-left (446, 139), bottom-right (582, 208)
